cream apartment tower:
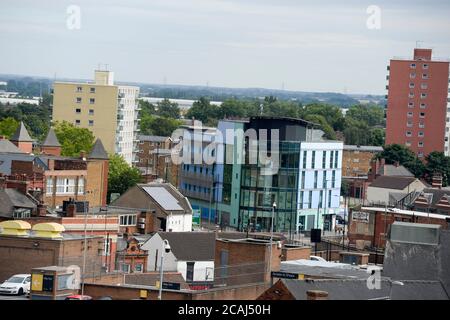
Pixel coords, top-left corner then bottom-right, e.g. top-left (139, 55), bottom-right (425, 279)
top-left (53, 70), bottom-right (140, 165)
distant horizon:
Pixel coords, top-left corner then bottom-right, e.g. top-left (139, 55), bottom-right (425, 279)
top-left (0, 72), bottom-right (385, 98)
top-left (1, 1), bottom-right (449, 96)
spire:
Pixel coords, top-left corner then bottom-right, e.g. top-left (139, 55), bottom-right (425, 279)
top-left (88, 139), bottom-right (109, 160)
top-left (10, 122), bottom-right (33, 142)
top-left (42, 128), bottom-right (61, 147)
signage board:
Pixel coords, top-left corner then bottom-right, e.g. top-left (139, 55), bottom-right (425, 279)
top-left (352, 211), bottom-right (370, 223)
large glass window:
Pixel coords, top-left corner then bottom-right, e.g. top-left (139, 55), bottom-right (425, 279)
top-left (46, 177), bottom-right (53, 195)
top-left (330, 151), bottom-right (334, 168)
top-left (311, 151), bottom-right (315, 169)
top-left (56, 177), bottom-right (76, 194)
top-left (314, 171), bottom-right (318, 188)
top-left (322, 151), bottom-right (326, 169)
top-left (302, 151), bottom-right (307, 169)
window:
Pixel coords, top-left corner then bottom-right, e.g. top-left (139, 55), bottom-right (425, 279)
top-left (134, 264), bottom-right (143, 273)
top-left (420, 103), bottom-right (426, 109)
top-left (119, 214), bottom-right (137, 226)
top-left (422, 73), bottom-right (428, 79)
top-left (186, 262), bottom-right (195, 282)
top-left (410, 63), bottom-right (416, 69)
top-left (322, 151), bottom-right (326, 169)
top-left (314, 171), bottom-right (318, 189)
top-left (311, 151), bottom-right (315, 169)
top-left (421, 83), bottom-right (428, 89)
top-left (300, 191), bottom-right (304, 209)
top-left (408, 102), bottom-right (414, 108)
top-left (406, 131), bottom-right (412, 137)
top-left (329, 151), bottom-right (334, 168)
top-left (418, 152), bottom-right (424, 158)
top-left (88, 120), bottom-right (94, 126)
top-left (405, 141), bottom-right (411, 147)
top-left (418, 142), bottom-right (424, 147)
top-left (308, 191), bottom-right (313, 209)
top-left (407, 112), bottom-right (413, 118)
top-left (409, 83), bottom-right (415, 88)
top-left (322, 171), bottom-right (327, 188)
top-left (89, 109), bottom-right (94, 115)
top-left (75, 119), bottom-right (80, 125)
top-left (423, 64), bottom-right (428, 69)
top-left (56, 177), bottom-right (76, 194)
top-left (419, 122), bottom-right (425, 128)
top-left (76, 97), bottom-right (82, 103)
top-left (90, 87), bottom-right (96, 93)
top-left (328, 190), bottom-right (332, 207)
top-left (334, 151), bottom-right (338, 168)
top-left (76, 86), bottom-right (82, 92)
top-left (302, 151), bottom-right (307, 169)
top-left (420, 112), bottom-right (425, 118)
top-left (319, 190), bottom-right (323, 208)
top-left (46, 177), bottom-right (53, 195)
top-left (418, 131), bottom-right (424, 137)
top-left (407, 121), bottom-right (413, 127)
top-left (421, 93), bottom-right (427, 99)
top-left (301, 171), bottom-right (305, 189)
top-left (121, 264), bottom-right (131, 273)
top-left (77, 177), bottom-right (85, 194)
top-left (89, 98), bottom-right (95, 104)
top-left (408, 92), bottom-right (414, 98)
top-left (332, 170), bottom-right (336, 188)
top-left (410, 73), bottom-right (416, 79)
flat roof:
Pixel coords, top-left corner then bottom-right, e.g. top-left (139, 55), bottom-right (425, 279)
top-left (361, 207), bottom-right (449, 220)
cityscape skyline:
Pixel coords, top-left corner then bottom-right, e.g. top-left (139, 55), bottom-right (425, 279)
top-left (0, 0), bottom-right (449, 95)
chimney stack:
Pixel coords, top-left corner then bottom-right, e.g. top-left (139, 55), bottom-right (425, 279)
top-left (306, 290), bottom-right (329, 300)
top-left (66, 203), bottom-right (77, 217)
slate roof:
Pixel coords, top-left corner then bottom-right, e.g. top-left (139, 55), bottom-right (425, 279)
top-left (138, 135), bottom-right (170, 143)
top-left (380, 164), bottom-right (414, 177)
top-left (280, 278), bottom-right (449, 300)
top-left (344, 145), bottom-right (384, 152)
top-left (0, 140), bottom-right (23, 153)
top-left (88, 139), bottom-right (108, 159)
top-left (420, 188), bottom-right (450, 206)
top-left (0, 188), bottom-right (36, 217)
top-left (158, 232), bottom-right (216, 261)
top-left (370, 176), bottom-right (417, 190)
top-left (10, 122), bottom-right (33, 142)
top-left (42, 128), bottom-right (61, 147)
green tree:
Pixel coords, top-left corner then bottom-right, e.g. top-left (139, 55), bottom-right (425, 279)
top-left (304, 114), bottom-right (336, 140)
top-left (108, 154), bottom-right (142, 202)
top-left (186, 97), bottom-right (219, 126)
top-left (53, 121), bottom-right (95, 157)
top-left (156, 99), bottom-right (180, 119)
top-left (0, 117), bottom-right (19, 138)
top-left (140, 114), bottom-right (182, 137)
top-left (378, 144), bottom-right (417, 164)
top-left (346, 104), bottom-right (384, 127)
top-left (425, 152), bottom-right (450, 186)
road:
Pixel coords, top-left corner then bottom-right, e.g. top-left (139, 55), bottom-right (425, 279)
top-left (0, 294), bottom-right (29, 300)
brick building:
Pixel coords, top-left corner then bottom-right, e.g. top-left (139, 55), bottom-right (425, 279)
top-left (348, 206), bottom-right (450, 249)
top-left (342, 145), bottom-right (383, 177)
top-left (385, 48), bottom-right (450, 157)
top-left (0, 220), bottom-right (104, 281)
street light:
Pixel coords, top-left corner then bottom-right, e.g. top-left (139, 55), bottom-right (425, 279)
top-left (268, 201), bottom-right (276, 283)
top-left (157, 239), bottom-right (171, 300)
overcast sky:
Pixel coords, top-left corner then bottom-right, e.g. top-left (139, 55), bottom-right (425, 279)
top-left (0, 0), bottom-right (449, 94)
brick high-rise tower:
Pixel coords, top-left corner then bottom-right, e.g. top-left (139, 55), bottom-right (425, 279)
top-left (385, 48), bottom-right (450, 158)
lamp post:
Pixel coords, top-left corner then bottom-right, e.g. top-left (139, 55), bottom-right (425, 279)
top-left (158, 239), bottom-right (171, 300)
top-left (267, 202), bottom-right (277, 282)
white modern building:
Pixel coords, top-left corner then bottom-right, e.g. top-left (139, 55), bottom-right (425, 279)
top-left (141, 232), bottom-right (215, 284)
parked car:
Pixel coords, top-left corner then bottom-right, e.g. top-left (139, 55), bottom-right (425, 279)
top-left (0, 274), bottom-right (31, 295)
top-left (65, 295), bottom-right (93, 300)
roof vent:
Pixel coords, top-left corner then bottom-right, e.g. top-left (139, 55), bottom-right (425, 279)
top-left (32, 222), bottom-right (65, 239)
top-left (0, 220), bottom-right (31, 236)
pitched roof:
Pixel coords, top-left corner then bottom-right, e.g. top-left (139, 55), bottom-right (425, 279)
top-left (279, 279), bottom-right (449, 300)
top-left (0, 188), bottom-right (36, 217)
top-left (138, 135), bottom-right (170, 143)
top-left (370, 176), bottom-right (417, 190)
top-left (0, 140), bottom-right (23, 153)
top-left (88, 139), bottom-right (108, 159)
top-left (380, 164), bottom-right (414, 177)
top-left (420, 188), bottom-right (450, 206)
top-left (42, 128), bottom-right (60, 147)
top-left (10, 122), bottom-right (33, 142)
top-left (158, 232), bottom-right (216, 261)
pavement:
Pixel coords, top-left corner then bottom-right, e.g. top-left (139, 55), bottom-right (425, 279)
top-left (0, 294), bottom-right (29, 300)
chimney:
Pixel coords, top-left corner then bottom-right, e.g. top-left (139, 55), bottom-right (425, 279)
top-left (36, 204), bottom-right (47, 217)
top-left (306, 290), bottom-right (329, 300)
top-left (431, 173), bottom-right (443, 189)
top-left (80, 151), bottom-right (86, 160)
top-left (66, 203), bottom-right (77, 217)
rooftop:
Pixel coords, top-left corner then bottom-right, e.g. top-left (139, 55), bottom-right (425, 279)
top-left (369, 176), bottom-right (417, 190)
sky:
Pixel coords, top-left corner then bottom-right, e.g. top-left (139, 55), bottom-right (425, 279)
top-left (0, 0), bottom-right (449, 95)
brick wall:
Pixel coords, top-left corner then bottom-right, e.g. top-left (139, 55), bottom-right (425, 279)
top-left (281, 246), bottom-right (311, 261)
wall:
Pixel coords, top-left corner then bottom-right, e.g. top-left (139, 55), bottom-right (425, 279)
top-left (342, 150), bottom-right (378, 177)
top-left (142, 234), bottom-right (177, 272)
top-left (281, 246), bottom-right (311, 261)
top-left (177, 260), bottom-right (214, 282)
top-left (167, 212), bottom-right (192, 232)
